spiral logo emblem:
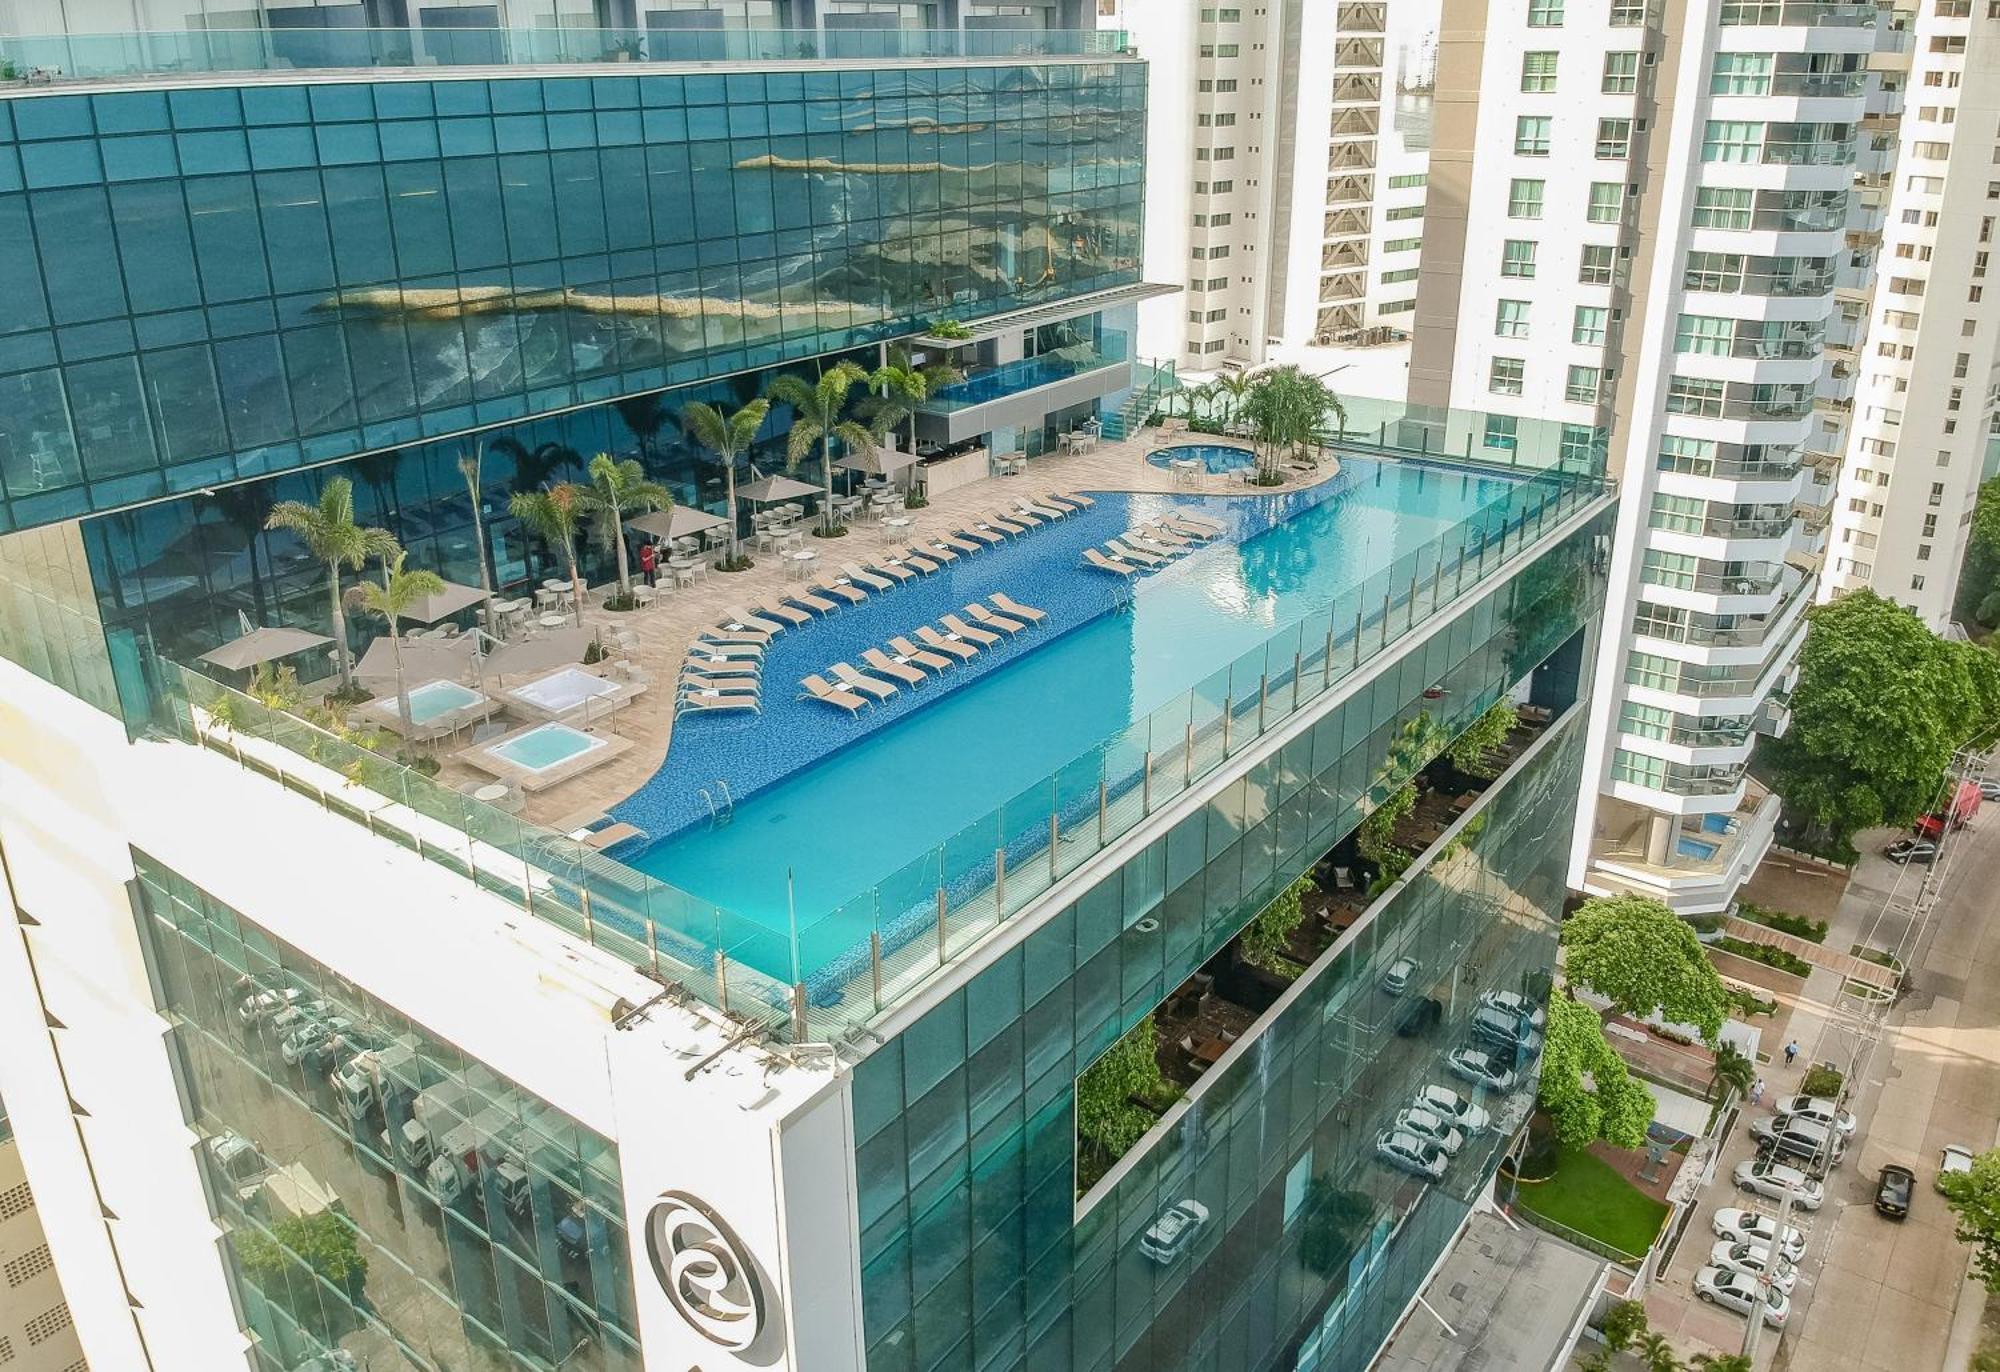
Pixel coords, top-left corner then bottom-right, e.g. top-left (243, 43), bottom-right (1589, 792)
top-left (643, 1191), bottom-right (765, 1350)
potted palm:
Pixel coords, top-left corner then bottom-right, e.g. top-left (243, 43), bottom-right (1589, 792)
top-left (264, 477), bottom-right (396, 704)
top-left (580, 453), bottom-right (672, 609)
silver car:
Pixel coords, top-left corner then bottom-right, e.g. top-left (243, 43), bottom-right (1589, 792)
top-left (1709, 1239), bottom-right (1797, 1295)
top-left (1139, 1200), bottom-right (1210, 1264)
top-left (1733, 1159), bottom-right (1825, 1211)
top-left (1771, 1094), bottom-right (1857, 1137)
top-left (1414, 1084), bottom-right (1490, 1133)
top-left (1695, 1265), bottom-right (1789, 1329)
top-left (1393, 1106), bottom-right (1466, 1156)
top-left (1711, 1207), bottom-right (1807, 1264)
top-left (1375, 1129), bottom-right (1449, 1181)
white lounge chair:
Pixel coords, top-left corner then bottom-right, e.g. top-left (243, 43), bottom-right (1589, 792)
top-left (964, 604), bottom-right (1027, 636)
top-left (678, 690), bottom-right (760, 716)
top-left (841, 562), bottom-right (894, 592)
top-left (831, 661), bottom-right (898, 701)
top-left (800, 673), bottom-right (869, 714)
top-left (1083, 548), bottom-right (1141, 577)
top-left (989, 593), bottom-right (1048, 625)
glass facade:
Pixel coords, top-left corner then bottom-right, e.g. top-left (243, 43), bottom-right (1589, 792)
top-left (850, 517), bottom-right (1608, 1372)
top-left (132, 851), bottom-right (640, 1372)
top-left (0, 62), bottom-right (1144, 531)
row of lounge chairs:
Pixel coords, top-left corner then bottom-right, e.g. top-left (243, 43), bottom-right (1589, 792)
top-left (1082, 511), bottom-right (1226, 578)
top-left (800, 594), bottom-right (1050, 714)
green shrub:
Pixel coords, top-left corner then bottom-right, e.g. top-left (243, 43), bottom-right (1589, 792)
top-left (1799, 1064), bottom-right (1843, 1098)
top-left (1737, 901), bottom-right (1828, 943)
top-left (1714, 937), bottom-right (1811, 978)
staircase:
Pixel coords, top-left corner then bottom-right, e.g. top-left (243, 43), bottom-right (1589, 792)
top-left (1101, 358), bottom-right (1178, 441)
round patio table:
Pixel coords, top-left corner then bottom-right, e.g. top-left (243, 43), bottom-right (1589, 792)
top-left (787, 549), bottom-right (819, 581)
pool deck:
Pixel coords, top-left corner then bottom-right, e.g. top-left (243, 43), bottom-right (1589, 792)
top-left (428, 424), bottom-right (1345, 833)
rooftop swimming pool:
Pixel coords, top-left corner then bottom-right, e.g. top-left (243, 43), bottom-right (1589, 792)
top-left (1146, 443), bottom-right (1257, 475)
top-left (610, 457), bottom-right (1526, 984)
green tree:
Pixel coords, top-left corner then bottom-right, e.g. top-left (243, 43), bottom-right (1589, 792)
top-left (1941, 1147), bottom-right (2000, 1291)
top-left (680, 398), bottom-right (771, 565)
top-left (1539, 994), bottom-right (1656, 1149)
top-left (508, 484), bottom-right (589, 627)
top-left (1765, 591), bottom-right (2000, 849)
top-left (1357, 781), bottom-right (1418, 880)
top-left (1241, 876), bottom-right (1314, 974)
top-left (1637, 1331), bottom-right (1684, 1372)
top-left (1239, 365), bottom-right (1346, 484)
top-left (612, 391), bottom-right (669, 463)
top-left (1601, 1297), bottom-right (1649, 1352)
top-left (1295, 1179), bottom-right (1374, 1276)
top-left (1710, 1041), bottom-right (1755, 1102)
top-left (768, 360), bottom-right (877, 536)
top-left (864, 346), bottom-right (962, 457)
top-left (456, 442), bottom-right (496, 639)
top-left (264, 478), bottom-right (397, 696)
top-left (1692, 1356), bottom-right (1753, 1372)
top-left (1561, 894), bottom-right (1727, 1043)
top-left (1076, 1016), bottom-right (1171, 1179)
top-left (1954, 476), bottom-right (2000, 626)
top-left (580, 453), bottom-right (672, 601)
top-left (1446, 700), bottom-right (1519, 778)
top-left (235, 1210), bottom-right (369, 1334)
top-left (492, 436), bottom-right (583, 494)
top-left (346, 550), bottom-right (446, 740)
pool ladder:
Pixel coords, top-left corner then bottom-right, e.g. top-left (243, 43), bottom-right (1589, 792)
top-left (699, 779), bottom-right (736, 826)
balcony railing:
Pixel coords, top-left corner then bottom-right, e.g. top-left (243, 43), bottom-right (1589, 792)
top-left (1718, 2), bottom-right (1879, 26)
top-left (919, 332), bottom-right (1127, 413)
top-left (0, 25), bottom-right (1129, 81)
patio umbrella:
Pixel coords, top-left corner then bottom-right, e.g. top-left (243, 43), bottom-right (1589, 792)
top-left (353, 634), bottom-right (477, 691)
top-left (396, 579), bottom-right (490, 625)
top-left (835, 445), bottom-right (922, 476)
top-left (735, 470), bottom-right (819, 504)
top-left (482, 627), bottom-right (592, 680)
top-left (196, 626), bottom-right (334, 673)
top-left (629, 507), bottom-right (729, 542)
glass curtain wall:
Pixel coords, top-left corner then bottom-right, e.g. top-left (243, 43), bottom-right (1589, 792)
top-left (850, 515), bottom-right (1607, 1372)
top-left (131, 851), bottom-right (640, 1372)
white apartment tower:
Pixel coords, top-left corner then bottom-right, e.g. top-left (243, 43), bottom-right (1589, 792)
top-left (1825, 3), bottom-right (2000, 626)
top-left (1407, 0), bottom-right (1887, 914)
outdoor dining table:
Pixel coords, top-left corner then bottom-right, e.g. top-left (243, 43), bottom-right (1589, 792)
top-left (881, 515), bottom-right (913, 538)
top-left (786, 549), bottom-right (819, 581)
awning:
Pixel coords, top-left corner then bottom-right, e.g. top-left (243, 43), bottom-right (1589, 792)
top-left (398, 580), bottom-right (490, 625)
top-left (909, 282), bottom-right (1181, 348)
top-left (629, 506), bottom-right (729, 541)
top-left (736, 472), bottom-right (819, 503)
top-left (196, 626), bottom-right (333, 672)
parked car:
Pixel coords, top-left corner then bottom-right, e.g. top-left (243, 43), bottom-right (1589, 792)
top-left (1733, 1159), bottom-right (1824, 1211)
top-left (1712, 1208), bottom-right (1807, 1265)
top-left (1750, 1116), bottom-right (1846, 1170)
top-left (280, 1016), bottom-right (354, 1068)
top-left (1139, 1200), bottom-right (1211, 1263)
top-left (1771, 1094), bottom-right (1856, 1137)
top-left (1694, 1265), bottom-right (1789, 1329)
top-left (1379, 958), bottom-right (1418, 995)
top-left (1414, 1084), bottom-right (1490, 1134)
top-left (1709, 1239), bottom-right (1798, 1295)
top-left (205, 1131), bottom-right (270, 1205)
top-left (1375, 1129), bottom-right (1449, 1181)
top-left (1446, 1047), bottom-right (1519, 1093)
top-left (1884, 837), bottom-right (1939, 865)
top-left (1477, 989), bottom-right (1547, 1029)
top-left (1979, 779), bottom-right (2000, 802)
top-left (235, 986), bottom-right (304, 1027)
top-left (1875, 1163), bottom-right (1916, 1219)
top-left (1393, 1106), bottom-right (1466, 1156)
top-left (1469, 1005), bottom-right (1540, 1054)
top-left (1939, 1145), bottom-right (1976, 1194)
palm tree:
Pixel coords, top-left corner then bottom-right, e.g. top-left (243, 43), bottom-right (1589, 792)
top-left (456, 442), bottom-right (495, 639)
top-left (1637, 1331), bottom-right (1683, 1372)
top-left (492, 436), bottom-right (584, 494)
top-left (346, 550), bottom-right (446, 740)
top-left (264, 478), bottom-right (397, 697)
top-left (681, 398), bottom-right (770, 565)
top-left (1213, 370), bottom-right (1254, 427)
top-left (579, 453), bottom-right (672, 601)
top-left (612, 392), bottom-right (669, 464)
top-left (767, 360), bottom-right (877, 536)
top-left (866, 346), bottom-right (962, 458)
top-left (1711, 1041), bottom-right (1755, 1103)
top-left (1692, 1356), bottom-right (1751, 1372)
top-left (508, 484), bottom-right (588, 626)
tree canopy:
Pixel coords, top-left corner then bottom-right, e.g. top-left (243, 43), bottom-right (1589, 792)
top-left (1939, 1146), bottom-right (2000, 1292)
top-left (1954, 476), bottom-right (2000, 629)
top-left (1240, 876), bottom-right (1313, 974)
top-left (1560, 894), bottom-right (1727, 1043)
top-left (1075, 1016), bottom-right (1175, 1189)
top-left (1538, 993), bottom-right (1656, 1149)
top-left (1764, 591), bottom-right (2000, 847)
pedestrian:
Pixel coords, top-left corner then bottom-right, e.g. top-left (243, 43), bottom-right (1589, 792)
top-left (1751, 1077), bottom-right (1765, 1105)
top-left (1784, 1040), bottom-right (1799, 1067)
top-left (639, 540), bottom-right (657, 588)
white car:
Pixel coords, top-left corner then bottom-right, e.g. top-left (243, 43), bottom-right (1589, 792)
top-left (1709, 1239), bottom-right (1797, 1295)
top-left (1393, 1107), bottom-right (1466, 1156)
top-left (235, 987), bottom-right (303, 1026)
top-left (1712, 1208), bottom-right (1807, 1264)
top-left (1415, 1084), bottom-right (1490, 1134)
top-left (1478, 989), bottom-right (1546, 1029)
top-left (280, 1016), bottom-right (353, 1067)
top-left (1446, 1047), bottom-right (1518, 1093)
top-left (1695, 1265), bottom-right (1789, 1329)
top-left (1380, 958), bottom-right (1418, 995)
top-left (1771, 1094), bottom-right (1857, 1137)
top-left (1139, 1200), bottom-right (1210, 1264)
top-left (1733, 1159), bottom-right (1825, 1211)
top-left (1939, 1144), bottom-right (1976, 1193)
top-left (1375, 1129), bottom-right (1449, 1181)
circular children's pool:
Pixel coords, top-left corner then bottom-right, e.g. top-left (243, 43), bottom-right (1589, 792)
top-left (1146, 443), bottom-right (1257, 475)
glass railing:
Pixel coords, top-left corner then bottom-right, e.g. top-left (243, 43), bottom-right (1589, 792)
top-left (150, 460), bottom-right (1612, 1044)
top-left (0, 25), bottom-right (1129, 81)
top-left (921, 331), bottom-right (1129, 412)
top-left (1718, 1), bottom-right (1880, 26)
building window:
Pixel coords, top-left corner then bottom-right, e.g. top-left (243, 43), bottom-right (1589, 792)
top-left (1683, 251), bottom-right (1745, 292)
top-left (1565, 365), bottom-right (1602, 403)
top-left (1609, 0), bottom-right (1651, 23)
top-left (1501, 239), bottom-right (1538, 278)
top-left (1657, 434), bottom-right (1718, 475)
top-left (1603, 52), bottom-right (1640, 94)
top-left (1383, 236), bottom-right (1423, 252)
top-left (1572, 306), bottom-right (1609, 345)
top-left (1380, 267), bottom-right (1420, 283)
top-left (1702, 120), bottom-right (1763, 162)
top-left (1710, 53), bottom-right (1772, 95)
top-left (1667, 375), bottom-right (1727, 417)
top-left (1691, 186), bottom-right (1753, 230)
top-left (1674, 313), bottom-right (1733, 355)
top-left (1484, 414), bottom-right (1519, 450)
top-left (1579, 244), bottom-right (1616, 285)
top-left (1490, 357), bottom-right (1526, 394)
top-left (1515, 116), bottom-right (1552, 156)
top-left (1508, 178), bottom-right (1546, 218)
top-left (1522, 51), bottom-right (1559, 92)
top-left (1560, 423), bottom-right (1603, 467)
top-left (1528, 0), bottom-right (1564, 25)
top-left (1586, 181), bottom-right (1625, 223)
top-left (1496, 299), bottom-right (1532, 338)
top-left (1388, 173), bottom-right (1428, 189)
top-left (1596, 118), bottom-right (1633, 158)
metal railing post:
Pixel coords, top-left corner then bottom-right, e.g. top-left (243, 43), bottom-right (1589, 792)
top-left (1183, 725), bottom-right (1194, 783)
top-left (1323, 629), bottom-right (1335, 687)
top-left (1257, 673), bottom-right (1268, 732)
top-left (714, 950), bottom-right (730, 1015)
top-left (791, 983), bottom-right (807, 1043)
top-left (1098, 780), bottom-right (1109, 844)
top-left (1148, 749), bottom-right (1158, 808)
top-left (1222, 694), bottom-right (1233, 752)
top-left (936, 889), bottom-right (950, 960)
top-left (1049, 813), bottom-right (1061, 882)
top-left (647, 919), bottom-right (661, 978)
top-left (579, 887), bottom-right (595, 943)
top-left (869, 931), bottom-right (883, 1008)
top-left (1292, 650), bottom-right (1303, 708)
top-left (1380, 592), bottom-right (1392, 649)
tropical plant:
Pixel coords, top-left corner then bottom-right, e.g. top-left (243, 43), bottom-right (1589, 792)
top-left (579, 453), bottom-right (672, 602)
top-left (865, 347), bottom-right (963, 458)
top-left (612, 391), bottom-right (668, 462)
top-left (1637, 1331), bottom-right (1684, 1372)
top-left (206, 483), bottom-right (275, 625)
top-left (1240, 366), bottom-right (1347, 484)
top-left (492, 436), bottom-right (584, 494)
top-left (1539, 993), bottom-right (1656, 1149)
top-left (1692, 1358), bottom-right (1752, 1372)
top-left (235, 1210), bottom-right (369, 1336)
top-left (1601, 1297), bottom-right (1649, 1352)
top-left (1939, 1149), bottom-right (2000, 1292)
top-left (1560, 894), bottom-right (1729, 1044)
top-left (508, 484), bottom-right (588, 626)
top-left (1296, 1179), bottom-right (1374, 1276)
top-left (1358, 782), bottom-right (1418, 881)
top-left (681, 398), bottom-right (770, 565)
top-left (1241, 876), bottom-right (1315, 974)
top-left (1710, 1042), bottom-right (1755, 1102)
top-left (346, 550), bottom-right (446, 739)
top-left (1799, 1064), bottom-right (1843, 1098)
top-left (264, 478), bottom-right (397, 697)
top-left (1076, 1016), bottom-right (1172, 1187)
top-left (456, 442), bottom-right (495, 638)
top-left (768, 360), bottom-right (877, 536)
top-left (927, 317), bottom-right (972, 339)
top-left (1446, 700), bottom-right (1520, 778)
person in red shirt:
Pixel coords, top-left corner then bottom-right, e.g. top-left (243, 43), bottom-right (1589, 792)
top-left (638, 540), bottom-right (657, 587)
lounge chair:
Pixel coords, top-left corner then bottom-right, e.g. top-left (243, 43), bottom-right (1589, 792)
top-left (830, 661), bottom-right (898, 701)
top-left (687, 643), bottom-right (763, 663)
top-left (1083, 548), bottom-right (1142, 577)
top-left (1105, 538), bottom-right (1166, 568)
top-left (753, 600), bottom-right (813, 628)
top-left (867, 558), bottom-right (917, 584)
top-left (1016, 497), bottom-right (1068, 521)
top-left (917, 625), bottom-right (981, 661)
top-left (678, 689), bottom-right (761, 716)
top-left (888, 636), bottom-right (955, 672)
top-left (1166, 510), bottom-right (1222, 534)
top-left (1056, 490), bottom-right (1096, 508)
top-left (800, 673), bottom-right (869, 714)
top-left (1137, 522), bottom-right (1194, 549)
top-left (841, 562), bottom-right (894, 592)
top-left (787, 589), bottom-right (840, 615)
top-left (964, 604), bottom-right (1027, 636)
top-left (719, 608), bottom-right (785, 636)
top-left (980, 514), bottom-right (1028, 536)
top-left (861, 648), bottom-right (928, 686)
top-left (934, 532), bottom-right (981, 555)
top-left (895, 547), bottom-right (941, 574)
top-left (920, 539), bottom-right (961, 563)
top-left (1040, 492), bottom-right (1084, 512)
top-left (939, 613), bottom-right (1001, 648)
top-left (1004, 505), bottom-right (1046, 526)
top-left (989, 592), bottom-right (1048, 625)
top-left (677, 674), bottom-right (760, 696)
top-left (812, 580), bottom-right (868, 606)
top-left (700, 628), bottom-right (772, 648)
top-left (957, 525), bottom-right (1004, 547)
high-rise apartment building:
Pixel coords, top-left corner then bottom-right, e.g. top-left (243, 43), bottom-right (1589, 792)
top-left (0, 1099), bottom-right (86, 1372)
top-left (1824, 4), bottom-right (1999, 627)
top-left (0, 9), bottom-right (1617, 1372)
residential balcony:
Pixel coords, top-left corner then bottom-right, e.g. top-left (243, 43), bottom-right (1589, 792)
top-left (1586, 784), bottom-right (1782, 915)
top-left (1716, 0), bottom-right (1880, 27)
top-left (915, 331), bottom-right (1130, 445)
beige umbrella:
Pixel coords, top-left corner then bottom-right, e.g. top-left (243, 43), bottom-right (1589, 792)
top-left (836, 446), bottom-right (922, 476)
top-left (353, 634), bottom-right (477, 690)
top-left (197, 626), bottom-right (334, 673)
top-left (396, 579), bottom-right (490, 625)
top-left (482, 627), bottom-right (593, 681)
top-left (629, 507), bottom-right (730, 542)
top-left (736, 472), bottom-right (819, 503)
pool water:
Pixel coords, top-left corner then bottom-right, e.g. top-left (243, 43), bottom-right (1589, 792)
top-left (616, 458), bottom-right (1520, 980)
top-left (491, 723), bottom-right (604, 772)
top-left (1147, 443), bottom-right (1257, 475)
top-left (513, 666), bottom-right (619, 715)
top-left (1676, 837), bottom-right (1720, 862)
top-left (403, 679), bottom-right (483, 725)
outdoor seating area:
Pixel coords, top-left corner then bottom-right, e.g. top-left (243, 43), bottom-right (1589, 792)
top-left (798, 593), bottom-right (1049, 713)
